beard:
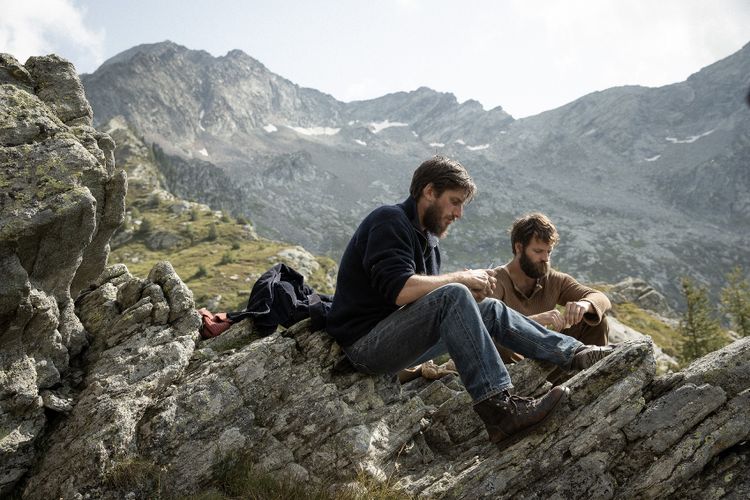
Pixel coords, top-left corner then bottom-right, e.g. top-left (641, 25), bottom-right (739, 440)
top-left (422, 203), bottom-right (452, 237)
top-left (519, 250), bottom-right (549, 279)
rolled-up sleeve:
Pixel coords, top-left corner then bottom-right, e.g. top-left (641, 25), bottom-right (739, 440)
top-left (558, 273), bottom-right (612, 325)
top-left (363, 219), bottom-right (416, 304)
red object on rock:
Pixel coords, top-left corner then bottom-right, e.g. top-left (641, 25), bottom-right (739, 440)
top-left (197, 308), bottom-right (233, 339)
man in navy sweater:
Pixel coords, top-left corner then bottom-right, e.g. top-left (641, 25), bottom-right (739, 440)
top-left (327, 156), bottom-right (612, 449)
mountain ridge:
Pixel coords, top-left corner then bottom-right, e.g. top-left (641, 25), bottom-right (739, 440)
top-left (80, 40), bottom-right (750, 305)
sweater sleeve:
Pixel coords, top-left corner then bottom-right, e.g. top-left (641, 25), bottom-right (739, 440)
top-left (556, 272), bottom-right (612, 325)
top-left (362, 218), bottom-right (416, 305)
top-left (489, 266), bottom-right (507, 302)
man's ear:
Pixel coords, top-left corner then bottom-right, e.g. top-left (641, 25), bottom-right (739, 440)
top-left (513, 242), bottom-right (523, 256)
top-left (422, 183), bottom-right (435, 201)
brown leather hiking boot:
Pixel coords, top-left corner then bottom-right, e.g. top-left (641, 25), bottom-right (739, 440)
top-left (571, 344), bottom-right (616, 370)
top-left (473, 386), bottom-right (569, 450)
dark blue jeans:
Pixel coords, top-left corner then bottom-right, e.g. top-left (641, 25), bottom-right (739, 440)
top-left (343, 283), bottom-right (583, 402)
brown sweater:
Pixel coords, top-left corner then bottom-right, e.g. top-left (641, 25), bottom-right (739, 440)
top-left (490, 266), bottom-right (610, 325)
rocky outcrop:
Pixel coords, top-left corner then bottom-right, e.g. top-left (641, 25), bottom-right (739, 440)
top-left (0, 53), bottom-right (126, 495)
top-left (610, 277), bottom-right (674, 317)
top-left (19, 261), bottom-right (750, 498)
top-left (23, 262), bottom-right (200, 498)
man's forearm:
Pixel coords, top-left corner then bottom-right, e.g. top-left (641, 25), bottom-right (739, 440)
top-left (395, 273), bottom-right (462, 306)
top-left (395, 269), bottom-right (496, 306)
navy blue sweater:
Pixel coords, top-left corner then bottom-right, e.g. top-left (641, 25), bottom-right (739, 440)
top-left (327, 196), bottom-right (440, 346)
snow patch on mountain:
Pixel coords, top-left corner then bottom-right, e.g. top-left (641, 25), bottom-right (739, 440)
top-left (198, 110), bottom-right (206, 131)
top-left (287, 125), bottom-right (340, 136)
top-left (369, 120), bottom-right (408, 134)
top-left (665, 129), bottom-right (715, 144)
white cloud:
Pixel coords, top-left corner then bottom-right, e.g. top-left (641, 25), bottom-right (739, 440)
top-left (491, 0), bottom-right (750, 116)
top-left (0, 0), bottom-right (104, 70)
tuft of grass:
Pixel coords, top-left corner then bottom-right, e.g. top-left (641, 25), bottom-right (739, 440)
top-left (181, 452), bottom-right (412, 500)
top-left (139, 216), bottom-right (153, 235)
top-left (219, 251), bottom-right (236, 265)
top-left (207, 223), bottom-right (219, 242)
top-left (204, 452), bottom-right (330, 500)
top-left (191, 264), bottom-right (209, 280)
top-left (105, 458), bottom-right (165, 497)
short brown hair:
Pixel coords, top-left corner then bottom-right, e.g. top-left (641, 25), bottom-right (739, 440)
top-left (409, 155), bottom-right (477, 201)
top-left (510, 213), bottom-right (559, 254)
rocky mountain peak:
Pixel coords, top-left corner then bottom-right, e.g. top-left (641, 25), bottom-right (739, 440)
top-left (222, 47), bottom-right (262, 65)
top-left (94, 40), bottom-right (191, 69)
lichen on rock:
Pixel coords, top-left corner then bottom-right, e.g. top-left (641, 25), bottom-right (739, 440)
top-left (0, 52), bottom-right (126, 496)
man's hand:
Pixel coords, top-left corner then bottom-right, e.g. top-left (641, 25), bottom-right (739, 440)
top-left (563, 300), bottom-right (591, 328)
top-left (396, 269), bottom-right (496, 306)
top-left (458, 269), bottom-right (496, 302)
top-left (530, 309), bottom-right (565, 331)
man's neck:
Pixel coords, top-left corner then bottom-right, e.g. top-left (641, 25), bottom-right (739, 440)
top-left (506, 258), bottom-right (537, 296)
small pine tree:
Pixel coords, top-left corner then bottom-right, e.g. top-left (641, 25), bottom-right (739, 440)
top-left (138, 217), bottom-right (153, 235)
top-left (720, 266), bottom-right (750, 337)
top-left (192, 264), bottom-right (208, 280)
top-left (219, 251), bottom-right (235, 265)
top-left (182, 225), bottom-right (196, 245)
top-left (678, 277), bottom-right (725, 363)
top-left (207, 223), bottom-right (218, 241)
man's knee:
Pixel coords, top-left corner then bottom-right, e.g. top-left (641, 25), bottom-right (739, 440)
top-left (436, 282), bottom-right (474, 301)
top-left (564, 316), bottom-right (609, 345)
top-left (477, 296), bottom-right (506, 318)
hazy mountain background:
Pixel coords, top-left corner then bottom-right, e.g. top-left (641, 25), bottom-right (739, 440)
top-left (80, 40), bottom-right (750, 306)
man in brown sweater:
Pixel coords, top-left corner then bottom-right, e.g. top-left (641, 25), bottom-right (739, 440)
top-left (490, 212), bottom-right (611, 364)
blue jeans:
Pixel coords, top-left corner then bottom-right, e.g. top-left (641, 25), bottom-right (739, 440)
top-left (343, 283), bottom-right (583, 402)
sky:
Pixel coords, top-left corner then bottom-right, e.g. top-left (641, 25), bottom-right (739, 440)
top-left (1, 0), bottom-right (749, 118)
